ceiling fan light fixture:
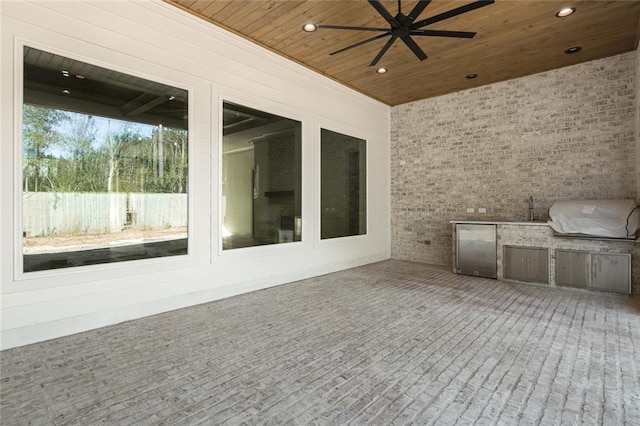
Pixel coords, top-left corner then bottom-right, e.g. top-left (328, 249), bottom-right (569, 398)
top-left (465, 73), bottom-right (478, 79)
top-left (565, 46), bottom-right (582, 54)
top-left (302, 23), bottom-right (317, 32)
top-left (376, 67), bottom-right (388, 74)
top-left (555, 7), bottom-right (575, 17)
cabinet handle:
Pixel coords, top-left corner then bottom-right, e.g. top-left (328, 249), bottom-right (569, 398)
top-left (521, 257), bottom-right (525, 271)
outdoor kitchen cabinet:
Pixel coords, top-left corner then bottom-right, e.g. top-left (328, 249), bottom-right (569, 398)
top-left (556, 250), bottom-right (631, 294)
top-left (503, 246), bottom-right (549, 284)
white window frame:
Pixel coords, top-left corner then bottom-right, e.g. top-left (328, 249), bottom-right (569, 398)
top-left (9, 39), bottom-right (196, 291)
top-left (213, 91), bottom-right (312, 262)
top-left (314, 121), bottom-right (370, 249)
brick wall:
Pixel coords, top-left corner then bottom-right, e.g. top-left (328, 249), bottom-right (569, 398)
top-left (267, 135), bottom-right (297, 233)
top-left (636, 47), bottom-right (640, 199)
top-left (635, 47), bottom-right (640, 294)
top-left (252, 135), bottom-right (299, 241)
top-left (391, 52), bottom-right (638, 268)
top-left (268, 135), bottom-right (297, 193)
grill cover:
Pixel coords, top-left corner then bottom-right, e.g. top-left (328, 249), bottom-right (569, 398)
top-left (547, 199), bottom-right (640, 239)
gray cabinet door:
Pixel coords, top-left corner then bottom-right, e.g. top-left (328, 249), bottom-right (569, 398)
top-left (527, 248), bottom-right (550, 284)
top-left (556, 250), bottom-right (631, 294)
top-left (503, 246), bottom-right (528, 282)
top-left (556, 250), bottom-right (590, 288)
top-left (591, 253), bottom-right (631, 294)
top-left (504, 246), bottom-right (549, 284)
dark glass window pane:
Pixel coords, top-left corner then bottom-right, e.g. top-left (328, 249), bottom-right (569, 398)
top-left (22, 46), bottom-right (188, 272)
top-left (222, 102), bottom-right (302, 249)
top-left (321, 129), bottom-right (367, 239)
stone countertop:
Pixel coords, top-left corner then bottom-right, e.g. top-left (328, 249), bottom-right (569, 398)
top-left (450, 220), bottom-right (638, 242)
top-left (449, 220), bottom-right (550, 226)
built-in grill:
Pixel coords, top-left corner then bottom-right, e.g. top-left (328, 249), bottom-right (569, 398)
top-left (547, 199), bottom-right (640, 240)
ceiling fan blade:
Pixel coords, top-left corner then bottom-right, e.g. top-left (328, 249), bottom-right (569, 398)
top-left (369, 35), bottom-right (397, 66)
top-left (407, 0), bottom-right (432, 22)
top-left (400, 36), bottom-right (427, 61)
top-left (318, 24), bottom-right (389, 32)
top-left (368, 0), bottom-right (400, 28)
top-left (410, 29), bottom-right (477, 38)
top-left (329, 33), bottom-right (390, 56)
top-left (411, 0), bottom-right (494, 29)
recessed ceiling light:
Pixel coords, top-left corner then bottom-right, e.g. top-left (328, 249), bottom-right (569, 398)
top-left (61, 89), bottom-right (71, 94)
top-left (556, 7), bottom-right (575, 17)
top-left (565, 46), bottom-right (582, 54)
top-left (75, 74), bottom-right (85, 80)
top-left (61, 70), bottom-right (70, 77)
top-left (376, 67), bottom-right (388, 74)
top-left (465, 73), bottom-right (478, 79)
top-left (302, 23), bottom-right (317, 32)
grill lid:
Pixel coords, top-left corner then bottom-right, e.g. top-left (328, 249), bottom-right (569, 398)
top-left (547, 199), bottom-right (640, 239)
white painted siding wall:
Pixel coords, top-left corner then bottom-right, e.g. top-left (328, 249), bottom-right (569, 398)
top-left (0, 0), bottom-right (391, 349)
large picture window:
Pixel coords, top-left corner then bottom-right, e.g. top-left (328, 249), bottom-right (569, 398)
top-left (21, 47), bottom-right (188, 272)
top-left (222, 101), bottom-right (301, 249)
top-left (321, 129), bottom-right (366, 239)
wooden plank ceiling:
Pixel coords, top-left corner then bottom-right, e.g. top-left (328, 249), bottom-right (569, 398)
top-left (166, 0), bottom-right (640, 106)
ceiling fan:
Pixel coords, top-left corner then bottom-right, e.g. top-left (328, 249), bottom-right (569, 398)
top-left (318, 0), bottom-right (495, 66)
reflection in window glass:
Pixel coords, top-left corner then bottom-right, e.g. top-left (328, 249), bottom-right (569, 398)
top-left (321, 129), bottom-right (366, 239)
top-left (22, 46), bottom-right (188, 272)
top-left (222, 102), bottom-right (301, 249)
